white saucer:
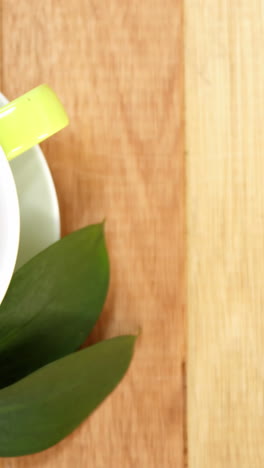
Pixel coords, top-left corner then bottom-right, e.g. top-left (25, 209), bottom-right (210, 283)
top-left (0, 93), bottom-right (61, 270)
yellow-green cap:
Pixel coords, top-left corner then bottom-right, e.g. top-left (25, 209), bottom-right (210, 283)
top-left (0, 84), bottom-right (69, 160)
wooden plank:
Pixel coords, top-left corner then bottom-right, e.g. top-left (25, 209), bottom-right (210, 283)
top-left (185, 1), bottom-right (264, 467)
top-left (1, 1), bottom-right (185, 466)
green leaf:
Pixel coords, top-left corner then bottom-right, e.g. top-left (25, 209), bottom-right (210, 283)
top-left (0, 223), bottom-right (109, 388)
top-left (0, 335), bottom-right (136, 457)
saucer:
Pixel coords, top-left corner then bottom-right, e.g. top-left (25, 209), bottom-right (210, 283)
top-left (0, 93), bottom-right (60, 270)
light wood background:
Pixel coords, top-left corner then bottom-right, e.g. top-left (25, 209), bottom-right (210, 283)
top-left (186, 1), bottom-right (264, 467)
top-left (0, 1), bottom-right (185, 467)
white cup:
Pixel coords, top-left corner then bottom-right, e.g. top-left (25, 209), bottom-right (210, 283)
top-left (0, 147), bottom-right (20, 303)
top-left (0, 85), bottom-right (68, 303)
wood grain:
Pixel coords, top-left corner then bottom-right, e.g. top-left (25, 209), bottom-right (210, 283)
top-left (186, 1), bottom-right (264, 467)
top-left (0, 1), bottom-right (185, 466)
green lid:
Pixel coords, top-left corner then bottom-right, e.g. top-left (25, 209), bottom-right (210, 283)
top-left (0, 84), bottom-right (69, 160)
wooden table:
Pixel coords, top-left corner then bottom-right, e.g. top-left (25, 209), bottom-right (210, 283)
top-left (1, 1), bottom-right (264, 467)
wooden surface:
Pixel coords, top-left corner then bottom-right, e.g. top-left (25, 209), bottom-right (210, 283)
top-left (3, 1), bottom-right (263, 466)
top-left (0, 1), bottom-right (185, 467)
top-left (186, 1), bottom-right (264, 467)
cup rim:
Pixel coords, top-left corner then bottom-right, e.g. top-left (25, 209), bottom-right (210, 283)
top-left (0, 146), bottom-right (20, 304)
